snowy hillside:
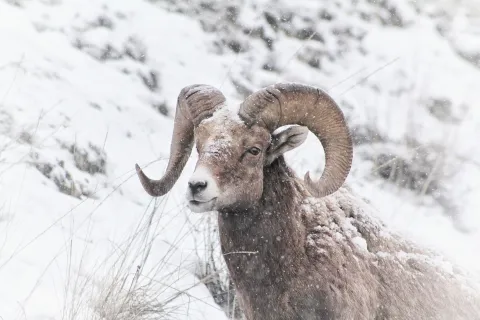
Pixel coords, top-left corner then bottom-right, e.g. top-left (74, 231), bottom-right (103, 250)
top-left (0, 0), bottom-right (479, 319)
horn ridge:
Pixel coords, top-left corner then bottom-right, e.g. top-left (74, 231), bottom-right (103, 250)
top-left (239, 82), bottom-right (353, 198)
top-left (136, 84), bottom-right (226, 197)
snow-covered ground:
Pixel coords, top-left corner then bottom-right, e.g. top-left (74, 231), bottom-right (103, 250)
top-left (0, 0), bottom-right (479, 319)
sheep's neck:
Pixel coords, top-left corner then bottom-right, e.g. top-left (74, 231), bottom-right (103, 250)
top-left (217, 158), bottom-right (309, 298)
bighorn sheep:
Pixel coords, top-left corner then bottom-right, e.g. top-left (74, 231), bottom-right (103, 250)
top-left (135, 83), bottom-right (480, 320)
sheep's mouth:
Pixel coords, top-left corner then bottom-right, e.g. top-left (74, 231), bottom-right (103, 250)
top-left (189, 197), bottom-right (216, 205)
top-left (188, 198), bottom-right (217, 212)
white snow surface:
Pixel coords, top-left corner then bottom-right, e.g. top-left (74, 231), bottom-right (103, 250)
top-left (0, 0), bottom-right (479, 319)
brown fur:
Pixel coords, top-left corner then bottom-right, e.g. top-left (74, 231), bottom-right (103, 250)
top-left (217, 158), bottom-right (480, 320)
top-left (194, 117), bottom-right (271, 211)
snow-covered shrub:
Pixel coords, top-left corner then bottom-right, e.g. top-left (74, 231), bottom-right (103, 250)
top-left (424, 97), bottom-right (467, 124)
top-left (29, 142), bottom-right (107, 199)
top-left (152, 101), bottom-right (170, 117)
top-left (365, 141), bottom-right (461, 220)
top-left (32, 156), bottom-right (94, 199)
top-left (70, 143), bottom-right (107, 176)
top-left (138, 70), bottom-right (160, 92)
top-left (350, 123), bottom-right (386, 145)
top-left (424, 0), bottom-right (480, 69)
top-left (124, 36), bottom-right (148, 63)
top-left (373, 149), bottom-right (441, 195)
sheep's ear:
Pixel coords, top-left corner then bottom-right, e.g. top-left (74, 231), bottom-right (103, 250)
top-left (266, 125), bottom-right (308, 165)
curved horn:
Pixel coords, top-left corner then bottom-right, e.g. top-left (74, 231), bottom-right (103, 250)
top-left (136, 84), bottom-right (226, 197)
top-left (238, 83), bottom-right (352, 198)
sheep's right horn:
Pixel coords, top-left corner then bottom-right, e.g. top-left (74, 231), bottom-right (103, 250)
top-left (136, 85), bottom-right (226, 197)
top-left (238, 83), bottom-right (353, 198)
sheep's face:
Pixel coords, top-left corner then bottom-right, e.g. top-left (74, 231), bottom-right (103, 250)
top-left (186, 112), bottom-right (308, 213)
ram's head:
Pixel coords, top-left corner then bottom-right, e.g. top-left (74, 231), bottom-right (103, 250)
top-left (135, 83), bottom-right (353, 213)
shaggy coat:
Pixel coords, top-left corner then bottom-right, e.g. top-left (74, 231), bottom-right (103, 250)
top-left (218, 157), bottom-right (480, 320)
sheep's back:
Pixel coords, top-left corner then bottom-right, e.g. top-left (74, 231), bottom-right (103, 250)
top-left (300, 187), bottom-right (480, 319)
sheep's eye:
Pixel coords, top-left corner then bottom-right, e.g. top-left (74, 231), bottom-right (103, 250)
top-left (248, 147), bottom-right (261, 156)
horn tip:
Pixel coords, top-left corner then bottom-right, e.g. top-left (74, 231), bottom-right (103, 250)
top-left (135, 163), bottom-right (158, 197)
top-left (304, 171), bottom-right (335, 198)
top-left (304, 171), bottom-right (318, 197)
top-left (135, 163), bottom-right (145, 180)
top-left (135, 163), bottom-right (146, 185)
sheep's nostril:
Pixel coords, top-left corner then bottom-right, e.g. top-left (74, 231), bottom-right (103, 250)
top-left (188, 180), bottom-right (208, 194)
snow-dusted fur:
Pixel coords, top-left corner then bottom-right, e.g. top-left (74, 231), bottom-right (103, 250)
top-left (219, 157), bottom-right (480, 320)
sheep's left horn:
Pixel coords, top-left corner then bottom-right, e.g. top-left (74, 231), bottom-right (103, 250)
top-left (136, 84), bottom-right (226, 197)
top-left (238, 83), bottom-right (352, 198)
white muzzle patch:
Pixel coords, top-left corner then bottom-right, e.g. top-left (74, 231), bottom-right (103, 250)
top-left (186, 166), bottom-right (219, 213)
